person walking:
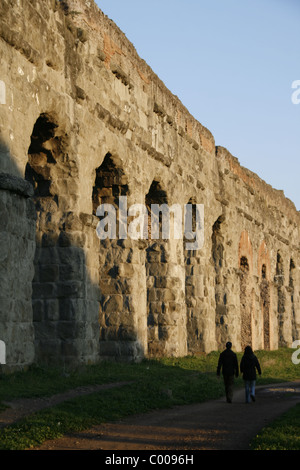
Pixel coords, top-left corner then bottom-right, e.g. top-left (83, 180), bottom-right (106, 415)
top-left (240, 346), bottom-right (262, 403)
top-left (217, 341), bottom-right (239, 403)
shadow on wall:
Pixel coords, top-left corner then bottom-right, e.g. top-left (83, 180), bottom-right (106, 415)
top-left (1, 114), bottom-right (146, 371)
top-left (0, 136), bottom-right (135, 370)
top-left (31, 210), bottom-right (146, 368)
top-left (0, 139), bottom-right (36, 370)
top-left (26, 114), bottom-right (145, 367)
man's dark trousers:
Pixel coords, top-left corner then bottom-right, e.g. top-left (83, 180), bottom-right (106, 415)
top-left (223, 374), bottom-right (234, 403)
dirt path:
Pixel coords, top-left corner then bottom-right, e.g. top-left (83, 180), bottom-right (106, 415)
top-left (20, 381), bottom-right (300, 451)
top-left (0, 382), bottom-right (132, 429)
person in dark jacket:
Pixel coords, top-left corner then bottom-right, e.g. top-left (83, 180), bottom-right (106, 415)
top-left (217, 342), bottom-right (239, 403)
top-left (240, 346), bottom-right (262, 403)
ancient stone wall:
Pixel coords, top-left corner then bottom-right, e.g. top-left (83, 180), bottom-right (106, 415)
top-left (0, 0), bottom-right (299, 369)
top-left (0, 172), bottom-right (36, 370)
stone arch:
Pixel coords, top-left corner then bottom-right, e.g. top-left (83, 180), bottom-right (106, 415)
top-left (145, 180), bottom-right (168, 241)
top-left (289, 258), bottom-right (297, 341)
top-left (258, 241), bottom-right (271, 281)
top-left (92, 152), bottom-right (129, 216)
top-left (26, 113), bottom-right (87, 366)
top-left (145, 180), bottom-right (169, 357)
top-left (92, 152), bottom-right (130, 242)
top-left (289, 258), bottom-right (296, 288)
top-left (184, 198), bottom-right (206, 353)
top-left (275, 250), bottom-right (286, 346)
top-left (238, 231), bottom-right (253, 350)
top-left (25, 113), bottom-right (73, 210)
top-left (26, 113), bottom-right (59, 201)
top-left (145, 180), bottom-right (186, 357)
top-left (94, 153), bottom-right (145, 361)
top-left (212, 215), bottom-right (228, 349)
top-left (258, 241), bottom-right (271, 349)
top-left (238, 230), bottom-right (253, 274)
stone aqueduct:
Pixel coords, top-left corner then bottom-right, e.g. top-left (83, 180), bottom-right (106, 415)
top-left (0, 0), bottom-right (299, 369)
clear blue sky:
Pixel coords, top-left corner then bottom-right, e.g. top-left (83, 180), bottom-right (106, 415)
top-left (96, 0), bottom-right (300, 210)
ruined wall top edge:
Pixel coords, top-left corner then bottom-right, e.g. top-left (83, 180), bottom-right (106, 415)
top-left (216, 146), bottom-right (300, 221)
top-left (62, 0), bottom-right (215, 142)
top-left (0, 0), bottom-right (299, 224)
top-left (61, 0), bottom-right (300, 219)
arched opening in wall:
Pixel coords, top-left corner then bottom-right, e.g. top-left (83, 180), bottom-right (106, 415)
top-left (93, 153), bottom-right (140, 358)
top-left (145, 180), bottom-right (168, 241)
top-left (212, 218), bottom-right (224, 270)
top-left (92, 153), bottom-right (129, 216)
top-left (26, 113), bottom-right (84, 365)
top-left (240, 255), bottom-right (252, 350)
top-left (276, 252), bottom-right (284, 278)
top-left (240, 256), bottom-right (249, 271)
top-left (275, 251), bottom-right (286, 346)
top-left (184, 198), bottom-right (198, 237)
top-left (260, 263), bottom-right (270, 350)
top-left (289, 258), bottom-right (297, 341)
top-left (184, 198), bottom-right (204, 353)
top-left (211, 215), bottom-right (227, 349)
top-left (26, 113), bottom-right (59, 205)
top-left (289, 259), bottom-right (295, 289)
top-left (145, 180), bottom-right (171, 357)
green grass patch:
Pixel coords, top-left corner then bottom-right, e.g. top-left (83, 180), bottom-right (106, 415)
top-left (250, 403), bottom-right (300, 450)
top-left (0, 348), bottom-right (298, 450)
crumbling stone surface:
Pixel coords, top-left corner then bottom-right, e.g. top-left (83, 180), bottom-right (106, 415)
top-left (0, 173), bottom-right (34, 198)
top-left (0, 0), bottom-right (299, 369)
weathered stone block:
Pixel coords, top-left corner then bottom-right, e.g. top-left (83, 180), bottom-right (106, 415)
top-left (57, 247), bottom-right (84, 266)
top-left (32, 299), bottom-right (44, 322)
top-left (57, 321), bottom-right (77, 340)
top-left (114, 263), bottom-right (133, 278)
top-left (59, 298), bottom-right (85, 321)
top-left (39, 264), bottom-right (59, 282)
top-left (57, 281), bottom-right (85, 298)
top-left (59, 263), bottom-right (84, 281)
top-left (156, 288), bottom-right (177, 302)
top-left (0, 232), bottom-right (9, 262)
top-left (32, 282), bottom-right (56, 299)
top-left (103, 294), bottom-right (124, 314)
top-left (0, 172), bottom-right (34, 198)
top-left (45, 299), bottom-right (59, 321)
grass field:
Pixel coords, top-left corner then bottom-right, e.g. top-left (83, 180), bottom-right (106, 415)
top-left (250, 403), bottom-right (300, 450)
top-left (0, 348), bottom-right (299, 450)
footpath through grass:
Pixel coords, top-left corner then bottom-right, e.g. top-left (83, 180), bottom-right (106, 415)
top-left (0, 348), bottom-right (299, 450)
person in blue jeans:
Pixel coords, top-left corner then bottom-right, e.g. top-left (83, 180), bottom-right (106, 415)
top-left (240, 346), bottom-right (262, 403)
